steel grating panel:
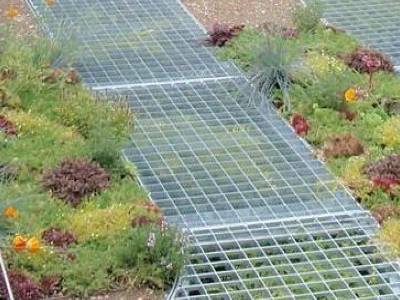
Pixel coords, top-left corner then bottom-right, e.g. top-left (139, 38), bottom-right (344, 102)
top-left (307, 0), bottom-right (400, 66)
top-left (172, 213), bottom-right (400, 299)
top-left (119, 78), bottom-right (362, 228)
top-left (27, 0), bottom-right (239, 87)
top-left (26, 1), bottom-right (400, 299)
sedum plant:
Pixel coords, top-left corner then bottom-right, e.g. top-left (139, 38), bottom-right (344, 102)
top-left (381, 116), bottom-right (400, 149)
top-left (204, 23), bottom-right (244, 47)
top-left (42, 158), bottom-right (110, 207)
top-left (363, 155), bottom-right (400, 191)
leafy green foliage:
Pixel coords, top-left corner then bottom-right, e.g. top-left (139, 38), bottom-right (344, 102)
top-left (115, 226), bottom-right (185, 289)
top-left (293, 1), bottom-right (323, 33)
top-left (0, 26), bottom-right (183, 297)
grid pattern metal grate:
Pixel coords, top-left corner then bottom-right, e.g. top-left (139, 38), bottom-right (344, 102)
top-left (308, 0), bottom-right (400, 66)
top-left (120, 78), bottom-right (361, 228)
top-left (173, 213), bottom-right (400, 299)
top-left (27, 0), bottom-right (239, 88)
top-left (25, 0), bottom-right (400, 299)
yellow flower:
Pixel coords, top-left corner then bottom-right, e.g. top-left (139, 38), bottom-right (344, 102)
top-left (12, 235), bottom-right (27, 252)
top-left (5, 4), bottom-right (20, 19)
top-left (26, 237), bottom-right (41, 253)
top-left (344, 88), bottom-right (358, 103)
top-left (3, 206), bottom-right (18, 218)
top-left (45, 0), bottom-right (57, 6)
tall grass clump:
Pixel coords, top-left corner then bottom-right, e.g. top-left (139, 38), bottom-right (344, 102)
top-left (293, 1), bottom-right (324, 33)
top-left (249, 35), bottom-right (302, 112)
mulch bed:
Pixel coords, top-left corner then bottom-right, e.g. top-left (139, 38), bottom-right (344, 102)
top-left (181, 0), bottom-right (298, 29)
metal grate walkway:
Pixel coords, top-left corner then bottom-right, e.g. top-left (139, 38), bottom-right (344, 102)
top-left (25, 0), bottom-right (400, 299)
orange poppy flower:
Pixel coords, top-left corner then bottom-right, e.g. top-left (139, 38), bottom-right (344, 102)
top-left (26, 237), bottom-right (41, 253)
top-left (3, 206), bottom-right (18, 218)
top-left (344, 88), bottom-right (358, 103)
top-left (45, 0), bottom-right (57, 6)
top-left (12, 235), bottom-right (27, 252)
top-left (5, 4), bottom-right (20, 19)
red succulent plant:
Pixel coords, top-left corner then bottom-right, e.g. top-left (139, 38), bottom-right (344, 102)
top-left (42, 158), bottom-right (110, 207)
top-left (0, 270), bottom-right (43, 300)
top-left (0, 115), bottom-right (17, 136)
top-left (363, 155), bottom-right (400, 191)
top-left (290, 113), bottom-right (310, 136)
top-left (42, 227), bottom-right (77, 249)
top-left (204, 23), bottom-right (244, 47)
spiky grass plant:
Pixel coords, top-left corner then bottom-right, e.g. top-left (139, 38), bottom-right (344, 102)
top-left (249, 35), bottom-right (302, 112)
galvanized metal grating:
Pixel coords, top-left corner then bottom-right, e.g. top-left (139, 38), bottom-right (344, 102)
top-left (308, 0), bottom-right (400, 66)
top-left (119, 78), bottom-right (362, 228)
top-left (172, 213), bottom-right (400, 299)
top-left (27, 0), bottom-right (239, 88)
top-left (25, 1), bottom-right (400, 299)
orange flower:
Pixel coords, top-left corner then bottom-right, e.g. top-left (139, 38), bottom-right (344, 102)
top-left (45, 0), bottom-right (57, 6)
top-left (26, 237), bottom-right (41, 253)
top-left (5, 4), bottom-right (20, 19)
top-left (3, 206), bottom-right (18, 218)
top-left (12, 235), bottom-right (27, 252)
top-left (344, 88), bottom-right (358, 103)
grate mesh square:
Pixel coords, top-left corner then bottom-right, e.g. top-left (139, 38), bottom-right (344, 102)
top-left (173, 213), bottom-right (400, 299)
top-left (118, 78), bottom-right (362, 227)
top-left (27, 0), bottom-right (239, 87)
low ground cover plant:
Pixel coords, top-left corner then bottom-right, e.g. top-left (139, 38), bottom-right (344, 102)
top-left (0, 23), bottom-right (183, 299)
top-left (217, 3), bottom-right (400, 254)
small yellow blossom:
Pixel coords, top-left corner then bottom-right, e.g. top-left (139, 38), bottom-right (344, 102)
top-left (5, 4), bottom-right (20, 19)
top-left (3, 206), bottom-right (18, 218)
top-left (26, 237), bottom-right (41, 253)
top-left (344, 88), bottom-right (358, 103)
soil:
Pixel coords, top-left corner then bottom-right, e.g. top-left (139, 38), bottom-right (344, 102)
top-left (181, 0), bottom-right (298, 30)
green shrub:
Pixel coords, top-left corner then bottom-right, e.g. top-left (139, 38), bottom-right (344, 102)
top-left (293, 1), bottom-right (324, 33)
top-left (115, 226), bottom-right (185, 289)
top-left (249, 36), bottom-right (302, 111)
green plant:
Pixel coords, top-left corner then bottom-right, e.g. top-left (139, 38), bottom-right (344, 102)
top-left (381, 116), bottom-right (400, 148)
top-left (249, 35), bottom-right (302, 112)
top-left (115, 226), bottom-right (185, 288)
top-left (379, 219), bottom-right (400, 256)
top-left (293, 1), bottom-right (324, 33)
top-left (42, 158), bottom-right (110, 207)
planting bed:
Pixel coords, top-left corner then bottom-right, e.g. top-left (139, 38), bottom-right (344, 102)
top-left (0, 19), bottom-right (183, 299)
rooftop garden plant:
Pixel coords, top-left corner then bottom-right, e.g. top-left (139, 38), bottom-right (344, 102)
top-left (0, 21), bottom-right (184, 298)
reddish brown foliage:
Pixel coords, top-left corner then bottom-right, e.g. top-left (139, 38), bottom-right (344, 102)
top-left (290, 113), bottom-right (310, 136)
top-left (42, 227), bottom-right (77, 249)
top-left (0, 270), bottom-right (42, 300)
top-left (65, 68), bottom-right (80, 84)
top-left (0, 115), bottom-right (17, 136)
top-left (345, 48), bottom-right (394, 74)
top-left (204, 23), bottom-right (244, 47)
top-left (339, 108), bottom-right (357, 121)
top-left (42, 158), bottom-right (110, 207)
top-left (363, 155), bottom-right (400, 191)
top-left (372, 204), bottom-right (400, 225)
top-left (323, 134), bottom-right (364, 159)
top-left (39, 275), bottom-right (61, 297)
